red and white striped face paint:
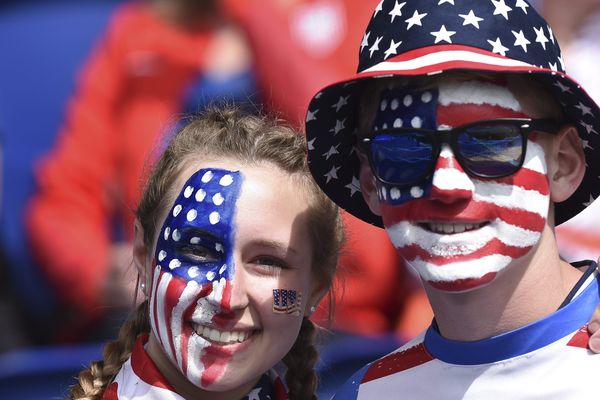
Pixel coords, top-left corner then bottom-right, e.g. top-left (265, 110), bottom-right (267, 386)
top-left (146, 161), bottom-right (315, 393)
top-left (375, 80), bottom-right (551, 292)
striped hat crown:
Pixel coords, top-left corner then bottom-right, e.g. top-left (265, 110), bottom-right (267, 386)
top-left (305, 0), bottom-right (600, 227)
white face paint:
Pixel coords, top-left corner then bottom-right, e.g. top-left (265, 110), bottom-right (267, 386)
top-left (375, 80), bottom-right (551, 291)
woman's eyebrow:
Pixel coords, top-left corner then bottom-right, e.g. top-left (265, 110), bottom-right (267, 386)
top-left (179, 227), bottom-right (222, 242)
top-left (252, 239), bottom-right (299, 256)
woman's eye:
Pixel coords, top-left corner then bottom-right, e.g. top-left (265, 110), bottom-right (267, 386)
top-left (253, 256), bottom-right (288, 271)
top-left (181, 245), bottom-right (218, 263)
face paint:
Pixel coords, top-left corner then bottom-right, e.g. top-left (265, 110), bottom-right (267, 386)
top-left (149, 168), bottom-right (243, 387)
top-left (374, 81), bottom-right (550, 291)
top-left (272, 289), bottom-right (303, 316)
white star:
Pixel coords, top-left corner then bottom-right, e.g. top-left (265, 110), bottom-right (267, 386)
top-left (332, 95), bottom-right (349, 112)
top-left (438, 0), bottom-right (454, 4)
top-left (488, 37), bottom-right (509, 56)
top-left (369, 36), bottom-right (383, 57)
top-left (512, 29), bottom-right (531, 52)
top-left (384, 39), bottom-right (402, 59)
top-left (307, 138), bottom-right (316, 151)
top-left (323, 145), bottom-right (340, 160)
top-left (582, 139), bottom-right (593, 150)
top-left (492, 0), bottom-right (512, 20)
top-left (374, 0), bottom-right (384, 17)
top-left (388, 1), bottom-right (406, 22)
top-left (533, 26), bottom-right (549, 50)
top-left (345, 176), bottom-right (362, 196)
top-left (431, 25), bottom-right (456, 44)
top-left (575, 102), bottom-right (593, 116)
top-left (405, 10), bottom-right (427, 30)
top-left (306, 109), bottom-right (319, 122)
top-left (515, 0), bottom-right (529, 13)
top-left (459, 10), bottom-right (484, 29)
top-left (324, 165), bottom-right (341, 183)
top-left (247, 387), bottom-right (262, 400)
top-left (330, 118), bottom-right (346, 135)
top-left (548, 25), bottom-right (555, 44)
top-left (580, 121), bottom-right (598, 135)
top-left (360, 31), bottom-right (370, 52)
top-left (553, 80), bottom-right (571, 93)
top-left (558, 55), bottom-right (565, 71)
top-left (548, 61), bottom-right (558, 71)
top-left (583, 195), bottom-right (596, 208)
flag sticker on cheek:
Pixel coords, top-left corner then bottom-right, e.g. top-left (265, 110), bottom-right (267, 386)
top-left (273, 289), bottom-right (303, 316)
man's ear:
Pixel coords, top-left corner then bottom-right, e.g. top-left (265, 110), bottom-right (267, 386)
top-left (133, 219), bottom-right (152, 294)
top-left (357, 150), bottom-right (382, 216)
top-left (547, 125), bottom-right (586, 203)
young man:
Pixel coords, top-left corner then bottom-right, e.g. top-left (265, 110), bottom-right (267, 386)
top-left (305, 0), bottom-right (600, 397)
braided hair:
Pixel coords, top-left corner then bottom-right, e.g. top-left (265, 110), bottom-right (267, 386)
top-left (68, 106), bottom-right (344, 399)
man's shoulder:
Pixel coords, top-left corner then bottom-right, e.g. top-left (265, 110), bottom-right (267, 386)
top-left (332, 332), bottom-right (433, 399)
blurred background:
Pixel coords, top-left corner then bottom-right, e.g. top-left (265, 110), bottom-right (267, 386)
top-left (0, 0), bottom-right (599, 398)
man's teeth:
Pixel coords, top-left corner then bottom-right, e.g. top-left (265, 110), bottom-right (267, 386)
top-left (192, 324), bottom-right (252, 344)
top-left (426, 222), bottom-right (485, 234)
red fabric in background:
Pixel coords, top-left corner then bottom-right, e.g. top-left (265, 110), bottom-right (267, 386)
top-left (27, 2), bottom-right (217, 316)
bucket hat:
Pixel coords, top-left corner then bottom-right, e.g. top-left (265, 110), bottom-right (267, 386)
top-left (305, 0), bottom-right (600, 227)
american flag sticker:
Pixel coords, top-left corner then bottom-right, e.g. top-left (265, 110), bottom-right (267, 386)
top-left (272, 289), bottom-right (303, 316)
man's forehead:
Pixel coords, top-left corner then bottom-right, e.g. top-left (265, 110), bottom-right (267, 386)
top-left (372, 79), bottom-right (528, 130)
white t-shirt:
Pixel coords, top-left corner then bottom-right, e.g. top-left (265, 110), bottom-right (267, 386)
top-left (333, 265), bottom-right (600, 399)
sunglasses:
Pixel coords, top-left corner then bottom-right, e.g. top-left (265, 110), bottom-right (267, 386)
top-left (360, 118), bottom-right (563, 187)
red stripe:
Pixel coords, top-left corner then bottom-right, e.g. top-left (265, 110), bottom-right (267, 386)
top-left (164, 274), bottom-right (187, 373)
top-left (429, 272), bottom-right (496, 291)
top-left (362, 342), bottom-right (433, 383)
top-left (566, 325), bottom-right (591, 349)
top-left (398, 238), bottom-right (535, 264)
top-left (379, 44), bottom-right (516, 64)
top-left (437, 104), bottom-right (529, 127)
top-left (381, 199), bottom-right (546, 229)
top-left (129, 335), bottom-right (177, 391)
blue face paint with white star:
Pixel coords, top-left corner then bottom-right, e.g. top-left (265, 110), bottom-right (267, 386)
top-left (155, 168), bottom-right (243, 284)
top-left (370, 86), bottom-right (439, 205)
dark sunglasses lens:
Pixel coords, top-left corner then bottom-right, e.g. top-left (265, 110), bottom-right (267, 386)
top-left (370, 132), bottom-right (434, 185)
top-left (458, 124), bottom-right (524, 177)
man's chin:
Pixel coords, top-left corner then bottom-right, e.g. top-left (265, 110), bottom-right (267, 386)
top-left (426, 271), bottom-right (497, 293)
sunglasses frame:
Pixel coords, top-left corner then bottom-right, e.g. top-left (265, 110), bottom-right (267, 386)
top-left (360, 118), bottom-right (563, 187)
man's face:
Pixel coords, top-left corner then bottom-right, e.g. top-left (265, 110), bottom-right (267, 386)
top-left (362, 79), bottom-right (552, 292)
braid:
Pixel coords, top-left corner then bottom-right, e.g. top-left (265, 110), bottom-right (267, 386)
top-left (282, 318), bottom-right (319, 400)
top-left (67, 301), bottom-right (151, 399)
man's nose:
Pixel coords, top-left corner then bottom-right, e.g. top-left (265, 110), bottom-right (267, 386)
top-left (429, 144), bottom-right (475, 203)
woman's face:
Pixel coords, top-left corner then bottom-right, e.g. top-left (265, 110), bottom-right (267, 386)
top-left (144, 159), bottom-right (318, 396)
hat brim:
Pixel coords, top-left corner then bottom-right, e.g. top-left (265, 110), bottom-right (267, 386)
top-left (305, 45), bottom-right (600, 227)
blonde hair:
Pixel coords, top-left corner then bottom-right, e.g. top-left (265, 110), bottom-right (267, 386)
top-left (68, 107), bottom-right (344, 400)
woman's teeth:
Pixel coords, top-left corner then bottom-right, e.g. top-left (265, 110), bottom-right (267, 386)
top-left (425, 222), bottom-right (485, 234)
top-left (192, 324), bottom-right (253, 344)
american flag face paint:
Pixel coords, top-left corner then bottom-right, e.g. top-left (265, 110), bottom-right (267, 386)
top-left (149, 168), bottom-right (242, 388)
top-left (373, 80), bottom-right (551, 291)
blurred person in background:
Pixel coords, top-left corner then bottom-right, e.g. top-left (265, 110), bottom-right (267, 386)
top-left (540, 0), bottom-right (600, 262)
top-left (26, 0), bottom-right (256, 344)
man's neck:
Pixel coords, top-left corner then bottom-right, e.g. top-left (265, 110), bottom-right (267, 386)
top-left (425, 229), bottom-right (584, 342)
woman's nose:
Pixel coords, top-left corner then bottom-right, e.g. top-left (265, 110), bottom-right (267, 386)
top-left (429, 144), bottom-right (475, 203)
top-left (212, 262), bottom-right (249, 312)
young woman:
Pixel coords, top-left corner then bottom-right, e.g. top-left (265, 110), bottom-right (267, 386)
top-left (68, 107), bottom-right (344, 399)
